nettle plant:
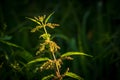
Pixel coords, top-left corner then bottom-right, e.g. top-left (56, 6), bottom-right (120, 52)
top-left (27, 12), bottom-right (91, 80)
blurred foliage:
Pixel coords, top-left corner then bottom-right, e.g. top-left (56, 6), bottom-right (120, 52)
top-left (0, 0), bottom-right (120, 80)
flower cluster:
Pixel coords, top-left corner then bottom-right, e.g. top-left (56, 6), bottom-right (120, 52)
top-left (36, 39), bottom-right (60, 55)
top-left (40, 59), bottom-right (62, 71)
top-left (28, 13), bottom-right (60, 55)
top-left (27, 15), bottom-right (59, 33)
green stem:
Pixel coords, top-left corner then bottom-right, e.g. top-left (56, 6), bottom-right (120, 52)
top-left (42, 22), bottom-right (61, 79)
top-left (42, 22), bottom-right (48, 35)
top-left (51, 52), bottom-right (61, 79)
top-left (42, 22), bottom-right (50, 40)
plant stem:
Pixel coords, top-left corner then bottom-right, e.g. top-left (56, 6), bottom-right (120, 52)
top-left (51, 52), bottom-right (61, 79)
top-left (42, 22), bottom-right (61, 79)
top-left (42, 22), bottom-right (48, 35)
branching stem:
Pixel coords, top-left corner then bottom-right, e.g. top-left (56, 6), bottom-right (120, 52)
top-left (42, 22), bottom-right (61, 79)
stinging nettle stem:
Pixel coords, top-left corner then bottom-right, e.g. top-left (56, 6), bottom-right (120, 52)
top-left (42, 21), bottom-right (61, 79)
top-left (42, 23), bottom-right (48, 35)
top-left (51, 52), bottom-right (61, 77)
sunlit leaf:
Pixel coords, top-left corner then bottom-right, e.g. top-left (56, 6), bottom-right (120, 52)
top-left (45, 12), bottom-right (54, 24)
top-left (26, 17), bottom-right (41, 25)
top-left (41, 74), bottom-right (54, 80)
top-left (61, 52), bottom-right (93, 58)
top-left (65, 72), bottom-right (83, 80)
top-left (27, 57), bottom-right (50, 65)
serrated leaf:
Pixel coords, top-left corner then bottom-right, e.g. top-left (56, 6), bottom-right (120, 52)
top-left (42, 74), bottom-right (54, 80)
top-left (65, 72), bottom-right (83, 80)
top-left (27, 57), bottom-right (50, 65)
top-left (61, 52), bottom-right (93, 58)
top-left (26, 17), bottom-right (40, 25)
top-left (45, 12), bottom-right (54, 24)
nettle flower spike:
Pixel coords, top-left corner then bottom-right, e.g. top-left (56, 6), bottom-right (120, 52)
top-left (48, 40), bottom-right (60, 53)
top-left (46, 23), bottom-right (60, 29)
top-left (31, 25), bottom-right (43, 32)
top-left (27, 12), bottom-right (60, 33)
top-left (40, 60), bottom-right (54, 71)
top-left (36, 39), bottom-right (60, 55)
top-left (33, 15), bottom-right (46, 24)
top-left (40, 33), bottom-right (51, 40)
top-left (37, 15), bottom-right (46, 22)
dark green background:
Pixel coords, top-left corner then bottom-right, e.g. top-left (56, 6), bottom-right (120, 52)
top-left (0, 0), bottom-right (120, 80)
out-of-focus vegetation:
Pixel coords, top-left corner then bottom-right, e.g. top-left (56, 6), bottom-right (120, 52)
top-left (0, 0), bottom-right (120, 80)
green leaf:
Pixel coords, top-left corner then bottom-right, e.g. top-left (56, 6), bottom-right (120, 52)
top-left (61, 52), bottom-right (93, 58)
top-left (45, 12), bottom-right (54, 24)
top-left (0, 40), bottom-right (23, 49)
top-left (17, 50), bottom-right (33, 61)
top-left (65, 72), bottom-right (83, 80)
top-left (27, 57), bottom-right (50, 65)
top-left (0, 40), bottom-right (34, 61)
top-left (42, 74), bottom-right (54, 80)
top-left (26, 17), bottom-right (40, 25)
top-left (0, 35), bottom-right (12, 40)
